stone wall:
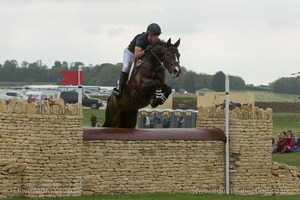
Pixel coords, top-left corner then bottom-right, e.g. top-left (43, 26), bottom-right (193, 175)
top-left (0, 99), bottom-right (300, 198)
top-left (82, 140), bottom-right (225, 195)
top-left (0, 99), bottom-right (83, 198)
top-left (197, 106), bottom-right (300, 195)
top-left (255, 102), bottom-right (300, 113)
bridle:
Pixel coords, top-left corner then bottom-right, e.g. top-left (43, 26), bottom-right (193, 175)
top-left (148, 46), bottom-right (180, 74)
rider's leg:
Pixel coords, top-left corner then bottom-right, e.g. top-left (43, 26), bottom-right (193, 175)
top-left (112, 71), bottom-right (128, 100)
top-left (112, 48), bottom-right (134, 100)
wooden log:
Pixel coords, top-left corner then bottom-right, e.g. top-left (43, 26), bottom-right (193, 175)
top-left (83, 127), bottom-right (225, 141)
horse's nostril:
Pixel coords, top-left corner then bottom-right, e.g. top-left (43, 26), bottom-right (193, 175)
top-left (173, 66), bottom-right (180, 76)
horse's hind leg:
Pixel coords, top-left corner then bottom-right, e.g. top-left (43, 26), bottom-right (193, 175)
top-left (102, 95), bottom-right (121, 127)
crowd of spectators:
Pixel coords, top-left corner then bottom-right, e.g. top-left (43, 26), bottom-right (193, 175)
top-left (142, 112), bottom-right (171, 128)
top-left (272, 130), bottom-right (300, 153)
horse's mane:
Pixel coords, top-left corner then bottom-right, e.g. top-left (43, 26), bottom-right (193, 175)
top-left (152, 39), bottom-right (166, 48)
top-left (152, 39), bottom-right (179, 53)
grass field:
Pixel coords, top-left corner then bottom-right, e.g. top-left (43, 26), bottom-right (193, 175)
top-left (8, 193), bottom-right (300, 200)
top-left (272, 113), bottom-right (300, 135)
top-left (271, 113), bottom-right (300, 168)
top-left (175, 91), bottom-right (300, 102)
top-left (83, 109), bottom-right (106, 127)
top-left (253, 91), bottom-right (299, 102)
top-left (272, 152), bottom-right (300, 167)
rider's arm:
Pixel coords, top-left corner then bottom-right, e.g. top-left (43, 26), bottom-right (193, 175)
top-left (134, 46), bottom-right (146, 59)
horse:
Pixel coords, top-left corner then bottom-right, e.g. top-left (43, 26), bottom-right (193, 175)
top-left (103, 38), bottom-right (181, 128)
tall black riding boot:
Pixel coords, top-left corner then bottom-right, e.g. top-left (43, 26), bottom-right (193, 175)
top-left (112, 72), bottom-right (128, 100)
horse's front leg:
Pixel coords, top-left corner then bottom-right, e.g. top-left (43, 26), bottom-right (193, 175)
top-left (161, 84), bottom-right (172, 102)
top-left (150, 83), bottom-right (172, 108)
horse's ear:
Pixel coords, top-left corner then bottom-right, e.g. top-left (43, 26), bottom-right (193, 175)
top-left (174, 38), bottom-right (180, 48)
top-left (166, 38), bottom-right (171, 46)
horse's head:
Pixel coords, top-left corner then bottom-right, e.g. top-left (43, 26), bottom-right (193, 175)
top-left (149, 38), bottom-right (181, 77)
top-left (163, 38), bottom-right (181, 77)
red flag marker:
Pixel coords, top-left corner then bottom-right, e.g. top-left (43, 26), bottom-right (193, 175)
top-left (60, 70), bottom-right (83, 85)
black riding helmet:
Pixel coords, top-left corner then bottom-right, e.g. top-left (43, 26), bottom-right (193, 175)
top-left (146, 23), bottom-right (161, 35)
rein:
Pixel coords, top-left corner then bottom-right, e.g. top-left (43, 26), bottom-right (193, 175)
top-left (149, 49), bottom-right (163, 67)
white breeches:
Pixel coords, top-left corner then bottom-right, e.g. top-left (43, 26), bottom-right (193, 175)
top-left (122, 48), bottom-right (135, 73)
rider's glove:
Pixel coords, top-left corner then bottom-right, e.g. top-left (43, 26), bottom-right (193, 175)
top-left (144, 45), bottom-right (152, 53)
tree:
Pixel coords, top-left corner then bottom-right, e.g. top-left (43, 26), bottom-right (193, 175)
top-left (0, 60), bottom-right (253, 92)
top-left (212, 71), bottom-right (226, 92)
top-left (182, 71), bottom-right (195, 93)
top-left (70, 62), bottom-right (84, 70)
top-left (52, 61), bottom-right (63, 69)
top-left (271, 77), bottom-right (300, 94)
top-left (2, 60), bottom-right (18, 81)
top-left (229, 75), bottom-right (246, 90)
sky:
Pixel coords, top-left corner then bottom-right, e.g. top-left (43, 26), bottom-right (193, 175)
top-left (1, 0), bottom-right (300, 86)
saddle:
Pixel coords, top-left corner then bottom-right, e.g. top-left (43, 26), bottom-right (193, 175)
top-left (126, 59), bottom-right (147, 101)
top-left (127, 59), bottom-right (142, 82)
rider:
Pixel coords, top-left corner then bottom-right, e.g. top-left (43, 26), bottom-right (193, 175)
top-left (112, 23), bottom-right (162, 100)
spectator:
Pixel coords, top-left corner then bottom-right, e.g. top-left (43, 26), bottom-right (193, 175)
top-left (292, 134), bottom-right (300, 152)
top-left (162, 114), bottom-right (170, 128)
top-left (142, 114), bottom-right (150, 128)
top-left (272, 132), bottom-right (286, 153)
top-left (90, 114), bottom-right (98, 127)
top-left (281, 130), bottom-right (296, 153)
top-left (167, 115), bottom-right (171, 128)
top-left (177, 113), bottom-right (184, 128)
top-left (145, 114), bottom-right (150, 128)
top-left (142, 114), bottom-right (146, 128)
top-left (152, 112), bottom-right (161, 128)
top-left (27, 94), bottom-right (36, 103)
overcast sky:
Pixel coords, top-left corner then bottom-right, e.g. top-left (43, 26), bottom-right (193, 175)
top-left (1, 0), bottom-right (299, 86)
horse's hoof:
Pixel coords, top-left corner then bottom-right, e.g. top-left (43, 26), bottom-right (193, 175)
top-left (150, 99), bottom-right (158, 108)
top-left (158, 99), bottom-right (164, 105)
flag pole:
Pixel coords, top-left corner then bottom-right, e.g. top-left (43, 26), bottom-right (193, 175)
top-left (78, 65), bottom-right (82, 104)
top-left (225, 74), bottom-right (230, 194)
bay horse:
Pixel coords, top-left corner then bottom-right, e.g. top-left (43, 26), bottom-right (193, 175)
top-left (103, 38), bottom-right (181, 128)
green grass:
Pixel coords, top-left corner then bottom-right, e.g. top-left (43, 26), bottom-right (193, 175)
top-left (83, 109), bottom-right (106, 127)
top-left (272, 153), bottom-right (300, 167)
top-left (272, 113), bottom-right (300, 136)
top-left (252, 91), bottom-right (299, 102)
top-left (271, 113), bottom-right (300, 168)
top-left (7, 193), bottom-right (300, 200)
